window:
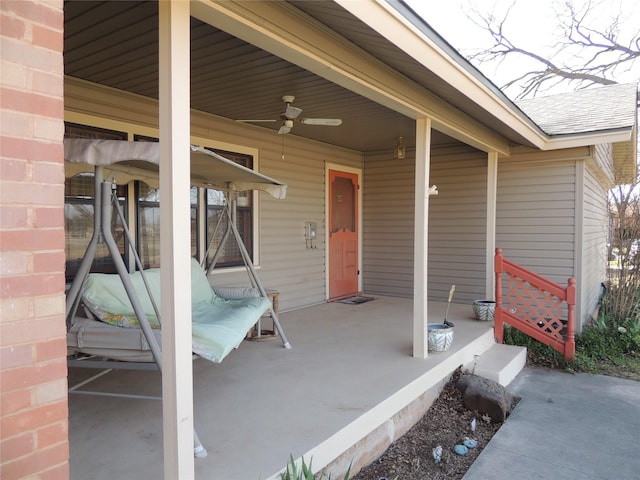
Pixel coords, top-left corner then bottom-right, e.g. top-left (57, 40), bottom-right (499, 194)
top-left (136, 182), bottom-right (198, 269)
top-left (64, 123), bottom-right (128, 281)
top-left (63, 123), bottom-right (254, 279)
top-left (133, 135), bottom-right (199, 268)
top-left (205, 149), bottom-right (254, 268)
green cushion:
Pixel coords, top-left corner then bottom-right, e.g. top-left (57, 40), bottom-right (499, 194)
top-left (81, 258), bottom-right (271, 362)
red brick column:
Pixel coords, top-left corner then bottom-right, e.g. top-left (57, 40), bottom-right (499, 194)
top-left (1, 1), bottom-right (68, 479)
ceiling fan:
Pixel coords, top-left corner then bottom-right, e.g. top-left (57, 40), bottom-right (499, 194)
top-left (236, 95), bottom-right (342, 134)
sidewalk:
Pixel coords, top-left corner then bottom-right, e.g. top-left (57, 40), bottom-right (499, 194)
top-left (463, 367), bottom-right (640, 480)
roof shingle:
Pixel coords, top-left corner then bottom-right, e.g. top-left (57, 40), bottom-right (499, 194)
top-left (516, 83), bottom-right (638, 136)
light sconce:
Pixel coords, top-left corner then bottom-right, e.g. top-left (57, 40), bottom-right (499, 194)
top-left (395, 136), bottom-right (406, 160)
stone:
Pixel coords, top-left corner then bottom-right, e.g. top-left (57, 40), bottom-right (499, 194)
top-left (456, 374), bottom-right (520, 423)
top-left (463, 437), bottom-right (478, 449)
top-left (432, 445), bottom-right (443, 464)
top-left (453, 444), bottom-right (468, 456)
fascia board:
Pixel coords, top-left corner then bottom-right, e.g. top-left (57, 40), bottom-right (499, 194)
top-left (505, 145), bottom-right (592, 163)
top-left (340, 0), bottom-right (547, 146)
top-left (542, 129), bottom-right (634, 151)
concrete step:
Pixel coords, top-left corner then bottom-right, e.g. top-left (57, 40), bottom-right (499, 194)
top-left (465, 343), bottom-right (527, 386)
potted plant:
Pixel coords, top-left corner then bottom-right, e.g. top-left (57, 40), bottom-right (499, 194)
top-left (428, 285), bottom-right (455, 352)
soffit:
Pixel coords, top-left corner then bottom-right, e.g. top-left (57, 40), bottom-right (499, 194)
top-left (63, 0), bottom-right (533, 152)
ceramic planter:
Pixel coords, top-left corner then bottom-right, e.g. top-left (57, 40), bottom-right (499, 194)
top-left (427, 323), bottom-right (454, 352)
top-left (472, 300), bottom-right (495, 321)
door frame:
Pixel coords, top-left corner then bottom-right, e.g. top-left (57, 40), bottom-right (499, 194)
top-left (325, 163), bottom-right (363, 300)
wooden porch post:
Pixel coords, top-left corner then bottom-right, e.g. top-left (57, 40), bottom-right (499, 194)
top-left (413, 118), bottom-right (432, 358)
top-left (159, 2), bottom-right (194, 478)
top-left (486, 152), bottom-right (498, 300)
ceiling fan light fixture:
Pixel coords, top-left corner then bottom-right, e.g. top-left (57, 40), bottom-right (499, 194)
top-left (239, 95), bottom-right (342, 135)
top-left (278, 124), bottom-right (292, 135)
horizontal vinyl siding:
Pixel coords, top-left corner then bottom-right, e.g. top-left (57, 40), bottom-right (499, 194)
top-left (580, 161), bottom-right (609, 329)
top-left (197, 122), bottom-right (363, 311)
top-left (66, 80), bottom-right (363, 312)
top-left (362, 152), bottom-right (416, 297)
top-left (496, 159), bottom-right (576, 286)
top-left (362, 148), bottom-right (488, 303)
top-left (429, 152), bottom-right (487, 303)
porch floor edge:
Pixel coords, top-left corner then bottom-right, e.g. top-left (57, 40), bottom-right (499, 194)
top-left (267, 328), bottom-right (496, 479)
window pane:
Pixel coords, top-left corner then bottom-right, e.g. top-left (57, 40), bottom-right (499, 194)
top-left (205, 150), bottom-right (253, 268)
top-left (138, 183), bottom-right (160, 268)
top-left (64, 174), bottom-right (127, 281)
top-left (137, 183), bottom-right (198, 268)
top-left (64, 123), bottom-right (128, 281)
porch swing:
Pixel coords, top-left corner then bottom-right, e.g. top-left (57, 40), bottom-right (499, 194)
top-left (63, 138), bottom-right (291, 457)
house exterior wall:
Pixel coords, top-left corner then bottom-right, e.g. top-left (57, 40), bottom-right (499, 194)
top-left (496, 156), bottom-right (580, 324)
top-left (428, 148), bottom-right (488, 304)
top-left (362, 151), bottom-right (416, 297)
top-left (0, 1), bottom-right (69, 479)
top-left (579, 153), bottom-right (610, 327)
top-left (497, 148), bottom-right (613, 332)
top-left (362, 146), bottom-right (488, 304)
top-left (64, 80), bottom-right (362, 312)
top-left (496, 157), bottom-right (577, 281)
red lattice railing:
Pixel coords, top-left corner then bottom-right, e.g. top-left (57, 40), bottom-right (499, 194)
top-left (495, 248), bottom-right (575, 361)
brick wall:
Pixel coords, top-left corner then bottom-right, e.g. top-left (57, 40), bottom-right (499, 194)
top-left (1, 1), bottom-right (69, 479)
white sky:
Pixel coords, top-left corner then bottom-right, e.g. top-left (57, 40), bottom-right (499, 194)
top-left (404, 0), bottom-right (640, 99)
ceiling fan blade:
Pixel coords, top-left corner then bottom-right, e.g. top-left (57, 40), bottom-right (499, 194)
top-left (235, 119), bottom-right (278, 123)
top-left (278, 124), bottom-right (291, 135)
top-left (300, 118), bottom-right (342, 126)
top-left (285, 105), bottom-right (302, 119)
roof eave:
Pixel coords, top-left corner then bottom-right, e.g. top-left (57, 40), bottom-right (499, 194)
top-left (612, 124), bottom-right (638, 184)
top-left (542, 128), bottom-right (635, 151)
top-left (357, 0), bottom-right (547, 148)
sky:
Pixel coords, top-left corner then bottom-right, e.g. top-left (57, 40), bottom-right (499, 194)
top-left (404, 0), bottom-right (640, 99)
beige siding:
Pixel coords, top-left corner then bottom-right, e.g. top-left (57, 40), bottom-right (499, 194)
top-left (496, 159), bottom-right (577, 284)
top-left (428, 150), bottom-right (488, 303)
top-left (65, 80), bottom-right (362, 312)
top-left (579, 161), bottom-right (609, 329)
top-left (362, 151), bottom-right (416, 297)
top-left (362, 147), bottom-right (488, 303)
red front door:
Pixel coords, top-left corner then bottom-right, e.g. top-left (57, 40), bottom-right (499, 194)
top-left (328, 169), bottom-right (359, 300)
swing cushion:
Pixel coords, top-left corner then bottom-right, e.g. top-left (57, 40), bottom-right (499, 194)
top-left (81, 258), bottom-right (272, 363)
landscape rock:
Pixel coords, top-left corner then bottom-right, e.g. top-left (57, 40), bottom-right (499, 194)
top-left (463, 437), bottom-right (478, 449)
top-left (432, 445), bottom-right (443, 464)
top-left (456, 374), bottom-right (520, 422)
top-left (453, 444), bottom-right (468, 456)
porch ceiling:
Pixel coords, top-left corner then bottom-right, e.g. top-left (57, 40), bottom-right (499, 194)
top-left (63, 1), bottom-right (531, 154)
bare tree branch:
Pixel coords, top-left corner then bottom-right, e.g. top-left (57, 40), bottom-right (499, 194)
top-left (467, 0), bottom-right (640, 98)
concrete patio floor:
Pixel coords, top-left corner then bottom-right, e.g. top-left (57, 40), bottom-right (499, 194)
top-left (67, 297), bottom-right (497, 480)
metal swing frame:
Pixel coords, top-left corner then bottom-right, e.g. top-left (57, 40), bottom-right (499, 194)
top-left (204, 192), bottom-right (291, 347)
top-left (65, 166), bottom-right (207, 457)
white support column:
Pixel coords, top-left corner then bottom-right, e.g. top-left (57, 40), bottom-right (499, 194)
top-left (413, 118), bottom-right (432, 358)
top-left (159, 2), bottom-right (194, 479)
top-left (486, 152), bottom-right (498, 300)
